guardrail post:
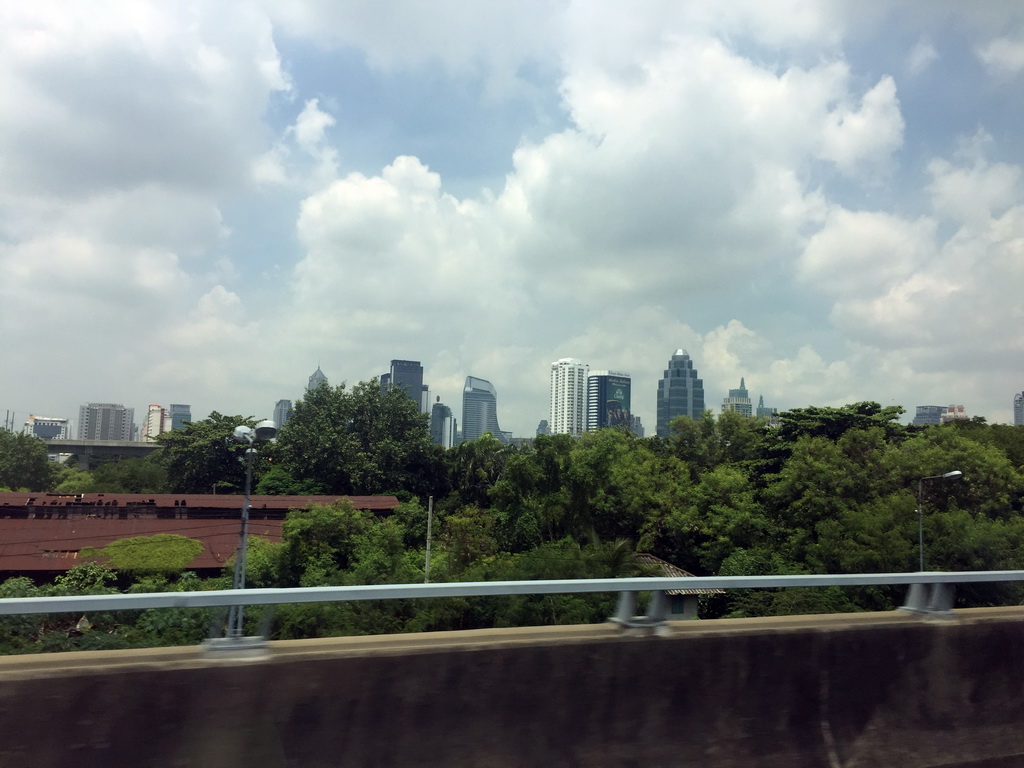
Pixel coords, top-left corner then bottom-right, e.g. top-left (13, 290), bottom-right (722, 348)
top-left (926, 583), bottom-right (955, 615)
top-left (646, 590), bottom-right (668, 624)
top-left (900, 582), bottom-right (955, 618)
top-left (608, 590), bottom-right (669, 631)
top-left (611, 591), bottom-right (637, 625)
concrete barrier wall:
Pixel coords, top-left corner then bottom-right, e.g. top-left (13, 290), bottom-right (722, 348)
top-left (1, 609), bottom-right (1023, 767)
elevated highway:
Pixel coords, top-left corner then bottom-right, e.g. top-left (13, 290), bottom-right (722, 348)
top-left (1, 607), bottom-right (1023, 767)
top-left (44, 438), bottom-right (162, 469)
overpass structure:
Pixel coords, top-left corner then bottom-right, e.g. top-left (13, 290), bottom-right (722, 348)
top-left (1, 573), bottom-right (1023, 767)
top-left (44, 438), bottom-right (162, 469)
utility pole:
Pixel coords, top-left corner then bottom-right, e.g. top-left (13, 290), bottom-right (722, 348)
top-left (424, 496), bottom-right (433, 583)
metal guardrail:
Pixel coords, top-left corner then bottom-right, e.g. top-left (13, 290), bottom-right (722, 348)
top-left (1, 571), bottom-right (1022, 621)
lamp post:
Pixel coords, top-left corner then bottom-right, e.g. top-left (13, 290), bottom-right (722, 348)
top-left (917, 470), bottom-right (963, 572)
top-left (225, 419), bottom-right (277, 640)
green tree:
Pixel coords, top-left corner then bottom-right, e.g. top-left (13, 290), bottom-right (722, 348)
top-left (276, 380), bottom-right (437, 496)
top-left (50, 466), bottom-right (98, 493)
top-left (156, 412), bottom-right (261, 494)
top-left (90, 455), bottom-right (168, 493)
top-left (446, 433), bottom-right (516, 508)
top-left (775, 402), bottom-right (907, 445)
top-left (0, 431), bottom-right (54, 491)
top-left (278, 501), bottom-right (373, 586)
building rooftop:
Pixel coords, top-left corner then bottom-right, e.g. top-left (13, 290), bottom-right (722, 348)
top-left (0, 493), bottom-right (400, 573)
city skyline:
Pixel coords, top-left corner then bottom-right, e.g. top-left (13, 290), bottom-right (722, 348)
top-left (2, 4), bottom-right (1023, 435)
top-left (7, 359), bottom-right (1021, 441)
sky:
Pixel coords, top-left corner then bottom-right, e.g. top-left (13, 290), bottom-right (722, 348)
top-left (2, 1), bottom-right (1023, 439)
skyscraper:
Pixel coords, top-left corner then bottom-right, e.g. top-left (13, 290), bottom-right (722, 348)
top-left (78, 403), bottom-right (135, 441)
top-left (384, 360), bottom-right (425, 411)
top-left (550, 358), bottom-right (589, 436)
top-left (656, 349), bottom-right (705, 437)
top-left (430, 397), bottom-right (457, 448)
top-left (1014, 392), bottom-right (1023, 426)
top-left (274, 399), bottom-right (293, 429)
top-left (755, 396), bottom-right (777, 421)
top-left (168, 404), bottom-right (191, 431)
top-left (587, 371), bottom-right (631, 431)
top-left (307, 366), bottom-right (328, 391)
top-left (721, 378), bottom-right (752, 417)
top-left (142, 404), bottom-right (168, 442)
top-left (461, 376), bottom-right (509, 443)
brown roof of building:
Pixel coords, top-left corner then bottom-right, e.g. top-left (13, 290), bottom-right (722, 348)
top-left (0, 493), bottom-right (400, 573)
top-left (0, 517), bottom-right (283, 571)
top-left (0, 492), bottom-right (399, 513)
top-left (635, 554), bottom-right (726, 596)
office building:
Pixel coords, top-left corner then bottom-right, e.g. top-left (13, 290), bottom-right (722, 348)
top-left (462, 376), bottom-right (509, 443)
top-left (940, 405), bottom-right (969, 424)
top-left (274, 400), bottom-right (293, 429)
top-left (755, 396), bottom-right (776, 420)
top-left (912, 405), bottom-right (945, 427)
top-left (383, 360), bottom-right (426, 411)
top-left (307, 366), bottom-right (328, 391)
top-left (550, 358), bottom-right (589, 437)
top-left (629, 415), bottom-right (644, 438)
top-left (656, 349), bottom-right (705, 437)
top-left (78, 403), bottom-right (135, 441)
top-left (1014, 392), bottom-right (1023, 426)
top-left (141, 404), bottom-right (168, 442)
top-left (721, 378), bottom-right (753, 417)
top-left (23, 416), bottom-right (70, 440)
top-left (536, 420), bottom-right (550, 436)
top-left (168, 404), bottom-right (191, 431)
top-left (587, 371), bottom-right (631, 431)
top-left (429, 398), bottom-right (457, 448)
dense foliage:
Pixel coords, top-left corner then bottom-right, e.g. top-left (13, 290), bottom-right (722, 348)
top-left (1, 392), bottom-right (1023, 653)
top-left (0, 430), bottom-right (54, 491)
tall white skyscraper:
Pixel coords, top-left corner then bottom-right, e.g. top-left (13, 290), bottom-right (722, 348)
top-left (550, 358), bottom-right (589, 436)
top-left (142, 404), bottom-right (168, 442)
top-left (1013, 392), bottom-right (1023, 426)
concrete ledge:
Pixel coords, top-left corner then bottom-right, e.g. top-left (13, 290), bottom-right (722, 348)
top-left (2, 608), bottom-right (1024, 768)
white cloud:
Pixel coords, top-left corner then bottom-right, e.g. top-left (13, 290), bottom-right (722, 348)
top-left (819, 75), bottom-right (904, 177)
top-left (928, 155), bottom-right (1022, 229)
top-left (799, 209), bottom-right (937, 296)
top-left (907, 38), bottom-right (939, 75)
top-left (2, 1), bottom-right (1024, 433)
top-left (977, 35), bottom-right (1024, 76)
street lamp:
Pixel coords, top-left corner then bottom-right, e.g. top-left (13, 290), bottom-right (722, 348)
top-left (224, 419), bottom-right (277, 642)
top-left (917, 470), bottom-right (963, 572)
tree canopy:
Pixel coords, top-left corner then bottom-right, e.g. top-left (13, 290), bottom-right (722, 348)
top-left (274, 379), bottom-right (440, 496)
top-left (0, 431), bottom-right (53, 491)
